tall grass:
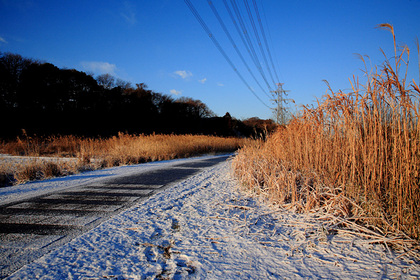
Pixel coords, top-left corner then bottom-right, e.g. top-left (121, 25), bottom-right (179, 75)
top-left (1, 133), bottom-right (247, 186)
top-left (233, 24), bottom-right (420, 240)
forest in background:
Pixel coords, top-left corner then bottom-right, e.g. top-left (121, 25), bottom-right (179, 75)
top-left (0, 52), bottom-right (276, 139)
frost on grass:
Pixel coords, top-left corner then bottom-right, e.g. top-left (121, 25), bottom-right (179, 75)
top-left (9, 161), bottom-right (420, 279)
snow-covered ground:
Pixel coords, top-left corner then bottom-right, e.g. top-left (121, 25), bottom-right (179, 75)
top-left (4, 156), bottom-right (420, 279)
top-left (0, 155), bottom-right (220, 206)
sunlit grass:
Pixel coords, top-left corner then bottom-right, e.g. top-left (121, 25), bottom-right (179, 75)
top-left (0, 133), bottom-right (248, 186)
top-left (233, 24), bottom-right (420, 241)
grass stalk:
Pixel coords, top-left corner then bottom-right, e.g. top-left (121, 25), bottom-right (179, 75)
top-left (233, 25), bottom-right (420, 244)
top-left (1, 133), bottom-right (248, 186)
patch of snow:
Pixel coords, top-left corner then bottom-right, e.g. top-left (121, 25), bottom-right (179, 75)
top-left (7, 159), bottom-right (420, 279)
top-left (0, 154), bottom-right (227, 206)
top-left (0, 154), bottom-right (78, 162)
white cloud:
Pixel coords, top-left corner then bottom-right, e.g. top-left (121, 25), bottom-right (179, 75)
top-left (174, 70), bottom-right (192, 79)
top-left (80, 61), bottom-right (117, 75)
top-left (217, 82), bottom-right (224, 87)
top-left (170, 89), bottom-right (182, 95)
top-left (198, 78), bottom-right (207, 84)
top-left (0, 36), bottom-right (7, 44)
top-left (120, 1), bottom-right (136, 25)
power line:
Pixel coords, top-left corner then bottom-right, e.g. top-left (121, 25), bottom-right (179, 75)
top-left (229, 0), bottom-right (273, 92)
top-left (222, 0), bottom-right (254, 70)
top-left (243, 0), bottom-right (276, 87)
top-left (260, 0), bottom-right (283, 83)
top-left (223, 0), bottom-right (274, 95)
top-left (184, 0), bottom-right (270, 108)
top-left (207, 0), bottom-right (271, 99)
top-left (252, 0), bottom-right (280, 83)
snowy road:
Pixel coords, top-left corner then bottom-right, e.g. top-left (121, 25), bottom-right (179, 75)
top-left (0, 154), bottom-right (230, 279)
top-left (1, 154), bottom-right (419, 279)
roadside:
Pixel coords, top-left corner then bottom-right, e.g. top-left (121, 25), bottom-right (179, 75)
top-left (0, 154), bottom-right (83, 188)
top-left (0, 154), bottom-right (230, 206)
top-left (0, 134), bottom-right (247, 187)
top-left (6, 159), bottom-right (420, 279)
top-left (0, 154), bottom-right (231, 278)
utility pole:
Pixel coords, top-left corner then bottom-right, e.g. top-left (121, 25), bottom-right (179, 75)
top-left (271, 83), bottom-right (292, 125)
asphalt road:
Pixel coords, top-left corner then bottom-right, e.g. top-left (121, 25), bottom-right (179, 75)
top-left (0, 154), bottom-right (231, 279)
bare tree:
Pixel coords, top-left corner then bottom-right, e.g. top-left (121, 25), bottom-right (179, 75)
top-left (115, 78), bottom-right (131, 89)
top-left (96, 73), bottom-right (115, 89)
top-left (176, 97), bottom-right (215, 118)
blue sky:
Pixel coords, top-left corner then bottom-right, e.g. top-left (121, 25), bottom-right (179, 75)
top-left (1, 0), bottom-right (419, 120)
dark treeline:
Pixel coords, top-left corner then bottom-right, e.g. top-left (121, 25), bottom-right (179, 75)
top-left (0, 52), bottom-right (277, 139)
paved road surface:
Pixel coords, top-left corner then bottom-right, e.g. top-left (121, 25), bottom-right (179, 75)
top-left (0, 155), bottom-right (230, 278)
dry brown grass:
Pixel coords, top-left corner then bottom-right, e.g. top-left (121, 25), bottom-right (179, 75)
top-left (232, 24), bottom-right (420, 254)
top-left (1, 133), bottom-right (247, 186)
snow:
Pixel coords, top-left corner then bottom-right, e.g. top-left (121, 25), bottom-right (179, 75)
top-left (0, 154), bottom-right (220, 207)
top-left (4, 157), bottom-right (420, 279)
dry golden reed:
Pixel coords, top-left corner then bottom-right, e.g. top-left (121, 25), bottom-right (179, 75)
top-left (233, 24), bottom-right (420, 241)
top-left (1, 133), bottom-right (247, 186)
